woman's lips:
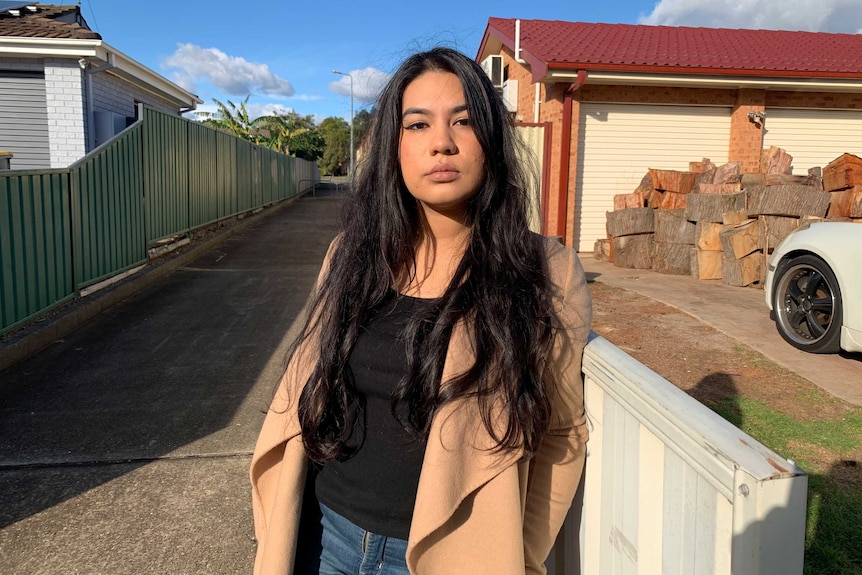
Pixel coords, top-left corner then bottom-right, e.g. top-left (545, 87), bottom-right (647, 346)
top-left (427, 165), bottom-right (459, 182)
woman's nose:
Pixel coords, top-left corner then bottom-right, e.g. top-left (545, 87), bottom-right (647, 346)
top-left (430, 126), bottom-right (457, 155)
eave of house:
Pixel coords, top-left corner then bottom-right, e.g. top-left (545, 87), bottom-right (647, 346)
top-left (0, 36), bottom-right (202, 110)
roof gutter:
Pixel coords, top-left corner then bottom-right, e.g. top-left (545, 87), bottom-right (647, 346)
top-left (0, 36), bottom-right (201, 108)
top-left (544, 69), bottom-right (862, 92)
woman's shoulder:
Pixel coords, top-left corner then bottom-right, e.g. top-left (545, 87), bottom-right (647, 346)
top-left (534, 234), bottom-right (579, 276)
top-left (532, 233), bottom-right (590, 307)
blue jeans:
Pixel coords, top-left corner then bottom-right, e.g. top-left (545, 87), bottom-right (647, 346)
top-left (318, 503), bottom-right (410, 575)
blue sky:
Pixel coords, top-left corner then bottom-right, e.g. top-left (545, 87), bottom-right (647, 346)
top-left (79, 0), bottom-right (862, 123)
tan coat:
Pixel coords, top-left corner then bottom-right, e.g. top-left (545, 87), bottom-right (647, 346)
top-left (250, 236), bottom-right (592, 575)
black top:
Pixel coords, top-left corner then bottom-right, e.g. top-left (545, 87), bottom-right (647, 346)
top-left (315, 292), bottom-right (435, 540)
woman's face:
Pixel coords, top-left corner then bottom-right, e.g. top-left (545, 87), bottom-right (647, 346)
top-left (398, 71), bottom-right (485, 219)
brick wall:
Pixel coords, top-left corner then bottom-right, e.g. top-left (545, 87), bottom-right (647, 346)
top-left (0, 56), bottom-right (43, 71)
top-left (580, 85), bottom-right (737, 106)
top-left (44, 59), bottom-right (86, 168)
top-left (730, 89), bottom-right (766, 173)
top-left (499, 46), bottom-right (534, 122)
top-left (766, 91), bottom-right (862, 109)
top-left (91, 71), bottom-right (179, 118)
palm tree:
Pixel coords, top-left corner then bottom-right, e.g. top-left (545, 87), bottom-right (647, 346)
top-left (197, 96), bottom-right (254, 140)
top-left (249, 114), bottom-right (308, 155)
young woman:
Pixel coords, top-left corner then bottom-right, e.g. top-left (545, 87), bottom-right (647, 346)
top-left (250, 47), bottom-right (592, 575)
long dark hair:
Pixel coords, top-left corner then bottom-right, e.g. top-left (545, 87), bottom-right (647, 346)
top-left (295, 47), bottom-right (557, 462)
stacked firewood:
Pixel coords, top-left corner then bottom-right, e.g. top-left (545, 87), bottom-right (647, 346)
top-left (595, 147), bottom-right (860, 288)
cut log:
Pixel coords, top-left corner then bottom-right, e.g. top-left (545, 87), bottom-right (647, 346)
top-left (659, 191), bottom-right (688, 209)
top-left (760, 146), bottom-right (793, 175)
top-left (612, 234), bottom-right (654, 269)
top-left (634, 173), bottom-right (654, 194)
top-left (720, 219), bottom-right (761, 259)
top-left (746, 184), bottom-right (830, 217)
top-left (685, 192), bottom-right (747, 223)
top-left (593, 238), bottom-right (613, 262)
top-left (822, 153), bottom-right (862, 192)
top-left (653, 242), bottom-right (691, 275)
top-left (723, 209), bottom-right (750, 225)
top-left (758, 216), bottom-right (800, 251)
top-left (712, 161), bottom-right (742, 184)
top-left (649, 168), bottom-right (698, 194)
top-left (722, 252), bottom-right (763, 287)
top-left (613, 191), bottom-right (647, 210)
top-left (809, 167), bottom-right (823, 190)
top-left (690, 248), bottom-right (723, 280)
top-left (695, 182), bottom-right (742, 194)
top-left (696, 221), bottom-right (723, 251)
top-left (741, 173), bottom-right (765, 187)
top-left (654, 209), bottom-right (696, 244)
top-left (827, 186), bottom-right (862, 217)
top-left (647, 190), bottom-right (664, 209)
top-left (606, 207), bottom-right (655, 237)
top-left (689, 158), bottom-right (716, 173)
top-left (744, 167), bottom-right (821, 188)
top-left (765, 173), bottom-right (822, 187)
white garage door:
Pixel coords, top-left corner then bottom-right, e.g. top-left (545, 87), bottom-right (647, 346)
top-left (576, 103), bottom-right (731, 252)
top-left (762, 108), bottom-right (862, 175)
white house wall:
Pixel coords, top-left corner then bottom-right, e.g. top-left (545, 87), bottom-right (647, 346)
top-left (44, 59), bottom-right (86, 168)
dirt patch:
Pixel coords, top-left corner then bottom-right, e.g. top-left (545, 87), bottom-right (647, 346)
top-left (588, 280), bottom-right (862, 475)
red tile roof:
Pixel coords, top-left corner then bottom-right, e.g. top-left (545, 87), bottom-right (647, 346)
top-left (483, 17), bottom-right (862, 79)
top-left (0, 4), bottom-right (100, 40)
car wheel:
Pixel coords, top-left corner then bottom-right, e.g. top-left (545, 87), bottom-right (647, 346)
top-left (772, 254), bottom-right (843, 353)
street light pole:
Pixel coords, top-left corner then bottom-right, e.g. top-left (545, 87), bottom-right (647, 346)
top-left (332, 69), bottom-right (354, 179)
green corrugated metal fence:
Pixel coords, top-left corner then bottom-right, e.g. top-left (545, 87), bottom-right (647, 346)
top-left (0, 170), bottom-right (74, 333)
top-left (0, 105), bottom-right (320, 336)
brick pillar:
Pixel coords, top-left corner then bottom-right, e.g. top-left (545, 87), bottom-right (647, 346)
top-left (729, 89), bottom-right (766, 173)
top-left (44, 59), bottom-right (87, 167)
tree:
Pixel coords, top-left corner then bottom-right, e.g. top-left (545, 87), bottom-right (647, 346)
top-left (318, 116), bottom-right (350, 176)
top-left (353, 108), bottom-right (374, 151)
top-left (251, 111), bottom-right (324, 160)
top-left (197, 96), bottom-right (254, 140)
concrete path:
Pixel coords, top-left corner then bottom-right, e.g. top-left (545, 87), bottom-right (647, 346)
top-left (0, 195), bottom-right (342, 575)
top-left (581, 256), bottom-right (862, 406)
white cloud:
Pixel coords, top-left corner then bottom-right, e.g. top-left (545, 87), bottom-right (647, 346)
top-left (162, 43), bottom-right (295, 97)
top-left (639, 0), bottom-right (862, 33)
top-left (329, 67), bottom-right (390, 103)
top-left (247, 103), bottom-right (295, 118)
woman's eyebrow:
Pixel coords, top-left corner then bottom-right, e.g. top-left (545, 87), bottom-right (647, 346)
top-left (402, 104), bottom-right (469, 120)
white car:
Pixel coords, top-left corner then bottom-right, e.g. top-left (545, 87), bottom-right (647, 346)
top-left (765, 221), bottom-right (862, 354)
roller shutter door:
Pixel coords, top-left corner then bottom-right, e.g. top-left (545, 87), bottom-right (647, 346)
top-left (576, 104), bottom-right (731, 252)
top-left (0, 71), bottom-right (50, 170)
top-left (762, 109), bottom-right (862, 174)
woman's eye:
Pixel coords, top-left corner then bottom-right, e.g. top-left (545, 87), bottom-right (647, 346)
top-left (404, 121), bottom-right (427, 131)
top-left (454, 117), bottom-right (471, 126)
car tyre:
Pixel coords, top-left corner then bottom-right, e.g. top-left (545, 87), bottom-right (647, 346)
top-left (772, 254), bottom-right (843, 354)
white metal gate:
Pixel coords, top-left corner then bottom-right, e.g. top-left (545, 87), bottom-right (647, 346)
top-left (547, 334), bottom-right (807, 575)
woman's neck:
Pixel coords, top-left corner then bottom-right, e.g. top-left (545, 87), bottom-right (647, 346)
top-left (400, 206), bottom-right (471, 299)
